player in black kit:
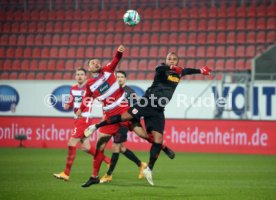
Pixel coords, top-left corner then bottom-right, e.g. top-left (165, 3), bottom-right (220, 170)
top-left (85, 52), bottom-right (212, 185)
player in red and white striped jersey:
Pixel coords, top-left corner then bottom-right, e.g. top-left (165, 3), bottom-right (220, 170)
top-left (53, 68), bottom-right (110, 181)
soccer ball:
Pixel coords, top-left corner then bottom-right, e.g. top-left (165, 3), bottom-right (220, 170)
top-left (123, 10), bottom-right (140, 26)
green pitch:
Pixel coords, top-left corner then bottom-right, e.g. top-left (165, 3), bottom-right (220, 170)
top-left (0, 148), bottom-right (275, 200)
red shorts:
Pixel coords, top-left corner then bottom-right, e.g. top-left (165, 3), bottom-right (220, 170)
top-left (71, 118), bottom-right (93, 139)
top-left (99, 105), bottom-right (132, 135)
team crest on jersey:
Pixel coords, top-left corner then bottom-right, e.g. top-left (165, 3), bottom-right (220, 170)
top-left (132, 108), bottom-right (138, 114)
top-left (81, 90), bottom-right (85, 96)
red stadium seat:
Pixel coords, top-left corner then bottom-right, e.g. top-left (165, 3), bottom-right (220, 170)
top-left (36, 22), bottom-right (45, 33)
top-left (207, 19), bottom-right (216, 31)
top-left (47, 60), bottom-right (56, 71)
top-left (247, 32), bottom-right (256, 44)
top-left (267, 18), bottom-right (276, 30)
top-left (106, 21), bottom-right (115, 32)
top-left (130, 47), bottom-right (139, 58)
top-left (54, 72), bottom-right (62, 80)
top-left (34, 34), bottom-right (43, 45)
top-left (206, 32), bottom-right (216, 44)
top-left (216, 32), bottom-right (226, 44)
top-left (141, 20), bottom-right (151, 32)
top-left (65, 60), bottom-right (74, 70)
top-left (32, 47), bottom-right (41, 58)
top-left (198, 19), bottom-right (207, 31)
top-left (179, 19), bottom-right (188, 31)
top-left (17, 35), bottom-right (26, 45)
top-left (63, 72), bottom-right (72, 80)
top-left (225, 46), bottom-right (235, 58)
top-left (36, 72), bottom-right (45, 80)
top-left (150, 33), bottom-right (159, 44)
top-left (146, 72), bottom-right (154, 80)
top-left (236, 32), bottom-right (246, 44)
top-left (118, 60), bottom-right (129, 71)
top-left (217, 19), bottom-right (226, 30)
top-left (27, 72), bottom-right (35, 79)
top-left (19, 22), bottom-right (27, 33)
top-left (131, 33), bottom-right (140, 45)
top-left (6, 47), bottom-right (15, 58)
top-left (15, 47), bottom-right (23, 58)
top-left (168, 33), bottom-right (178, 45)
top-left (256, 5), bottom-right (266, 17)
top-left (160, 20), bottom-right (170, 31)
top-left (29, 60), bottom-right (38, 71)
top-left (41, 47), bottom-right (49, 58)
top-left (9, 72), bottom-right (18, 79)
top-left (245, 45), bottom-right (256, 57)
top-left (23, 47), bottom-right (32, 58)
top-left (38, 60), bottom-right (48, 71)
top-left (196, 46), bottom-right (205, 57)
top-left (52, 34), bottom-right (60, 45)
top-left (152, 21), bottom-right (161, 31)
top-left (256, 18), bottom-right (266, 30)
top-left (18, 72), bottom-right (27, 79)
top-left (44, 72), bottom-right (54, 79)
top-left (247, 18), bottom-right (256, 30)
top-left (56, 60), bottom-right (65, 70)
top-left (139, 47), bottom-right (148, 58)
top-left (97, 21), bottom-right (106, 32)
top-left (216, 46), bottom-right (225, 58)
top-left (197, 32), bottom-right (206, 44)
top-left (105, 33), bottom-right (114, 45)
top-left (236, 46), bottom-right (245, 58)
top-left (8, 35), bottom-right (17, 45)
top-left (94, 47), bottom-right (103, 57)
top-left (71, 21), bottom-right (80, 33)
top-left (43, 34), bottom-right (51, 45)
top-left (60, 34), bottom-right (69, 45)
top-left (169, 20), bottom-right (179, 32)
top-left (76, 47), bottom-right (85, 58)
top-left (177, 46), bottom-right (186, 57)
top-left (87, 34), bottom-right (95, 44)
top-left (227, 5), bottom-right (236, 17)
top-left (39, 10), bottom-right (48, 20)
top-left (59, 47), bottom-right (67, 58)
top-left (69, 34), bottom-right (78, 45)
top-left (140, 33), bottom-right (150, 45)
top-left (247, 5), bottom-right (256, 17)
top-left (186, 46), bottom-right (196, 58)
top-left (96, 34), bottom-right (105, 44)
top-left (85, 47), bottom-right (94, 58)
top-left (215, 59), bottom-right (225, 71)
top-left (1, 35), bottom-right (8, 45)
top-left (128, 60), bottom-right (139, 71)
top-left (267, 31), bottom-right (275, 43)
top-left (103, 47), bottom-right (112, 57)
top-left (80, 21), bottom-right (89, 32)
top-left (45, 22), bottom-right (54, 33)
top-left (78, 34), bottom-right (87, 45)
top-left (49, 47), bottom-right (58, 58)
top-left (206, 46), bottom-right (215, 58)
top-left (226, 31), bottom-right (235, 44)
top-left (267, 5), bottom-right (276, 17)
top-left (0, 47), bottom-right (5, 58)
top-left (158, 46), bottom-right (168, 57)
top-left (187, 33), bottom-right (196, 44)
top-left (53, 22), bottom-right (63, 33)
top-left (236, 18), bottom-right (246, 30)
top-left (12, 60), bottom-right (21, 70)
top-left (11, 22), bottom-right (19, 32)
top-left (113, 33), bottom-right (123, 45)
top-left (26, 35), bottom-right (35, 46)
top-left (225, 59), bottom-right (235, 70)
top-left (2, 22), bottom-right (11, 33)
top-left (149, 47), bottom-right (158, 58)
top-left (237, 6), bottom-right (246, 17)
top-left (235, 59), bottom-right (246, 70)
top-left (226, 19), bottom-right (236, 31)
top-left (28, 22), bottom-right (36, 33)
top-left (188, 19), bottom-right (197, 31)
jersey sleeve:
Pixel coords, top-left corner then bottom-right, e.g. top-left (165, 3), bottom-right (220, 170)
top-left (79, 83), bottom-right (93, 111)
top-left (67, 88), bottom-right (74, 109)
top-left (181, 68), bottom-right (201, 77)
top-left (102, 51), bottom-right (123, 72)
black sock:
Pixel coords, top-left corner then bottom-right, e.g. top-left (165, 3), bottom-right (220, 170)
top-left (148, 143), bottom-right (162, 170)
top-left (123, 149), bottom-right (141, 167)
top-left (96, 115), bottom-right (122, 129)
top-left (107, 153), bottom-right (119, 176)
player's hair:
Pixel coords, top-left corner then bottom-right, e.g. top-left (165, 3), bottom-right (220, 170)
top-left (116, 70), bottom-right (127, 78)
top-left (76, 68), bottom-right (87, 74)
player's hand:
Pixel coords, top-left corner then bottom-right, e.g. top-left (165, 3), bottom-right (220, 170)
top-left (170, 65), bottom-right (183, 75)
top-left (200, 66), bottom-right (212, 75)
top-left (118, 45), bottom-right (125, 53)
top-left (75, 109), bottom-right (82, 118)
top-left (63, 103), bottom-right (70, 110)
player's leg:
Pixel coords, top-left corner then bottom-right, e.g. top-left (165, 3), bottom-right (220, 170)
top-left (100, 142), bottom-right (121, 183)
top-left (84, 111), bottom-right (133, 137)
top-left (81, 132), bottom-right (111, 187)
top-left (81, 137), bottom-right (111, 165)
top-left (53, 137), bottom-right (80, 181)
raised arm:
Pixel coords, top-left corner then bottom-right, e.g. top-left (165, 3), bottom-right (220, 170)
top-left (103, 45), bottom-right (125, 72)
top-left (170, 65), bottom-right (212, 77)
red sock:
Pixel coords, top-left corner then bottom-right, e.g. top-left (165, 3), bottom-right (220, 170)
top-left (93, 150), bottom-right (105, 177)
top-left (86, 146), bottom-right (96, 156)
top-left (64, 146), bottom-right (76, 176)
top-left (86, 146), bottom-right (110, 164)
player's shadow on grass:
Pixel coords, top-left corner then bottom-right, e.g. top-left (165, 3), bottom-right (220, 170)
top-left (102, 182), bottom-right (176, 189)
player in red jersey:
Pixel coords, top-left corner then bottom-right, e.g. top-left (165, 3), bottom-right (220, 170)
top-left (77, 45), bottom-right (175, 187)
top-left (53, 68), bottom-right (110, 181)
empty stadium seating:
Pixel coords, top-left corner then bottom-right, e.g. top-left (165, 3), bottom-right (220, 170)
top-left (0, 0), bottom-right (275, 80)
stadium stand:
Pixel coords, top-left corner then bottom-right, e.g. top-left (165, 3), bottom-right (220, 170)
top-left (0, 0), bottom-right (275, 79)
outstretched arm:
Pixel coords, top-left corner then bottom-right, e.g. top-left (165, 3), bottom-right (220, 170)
top-left (103, 45), bottom-right (125, 72)
top-left (171, 66), bottom-right (212, 77)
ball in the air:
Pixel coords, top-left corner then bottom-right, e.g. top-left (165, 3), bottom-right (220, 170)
top-left (123, 10), bottom-right (140, 26)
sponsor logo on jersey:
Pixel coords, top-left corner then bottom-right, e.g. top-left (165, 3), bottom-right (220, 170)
top-left (98, 82), bottom-right (110, 94)
top-left (132, 108), bottom-right (138, 114)
top-left (0, 85), bottom-right (19, 112)
top-left (167, 75), bottom-right (180, 83)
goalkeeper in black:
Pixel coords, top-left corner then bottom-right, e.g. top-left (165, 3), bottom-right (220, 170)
top-left (85, 52), bottom-right (212, 185)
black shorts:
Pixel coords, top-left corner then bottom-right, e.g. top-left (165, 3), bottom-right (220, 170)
top-left (113, 126), bottom-right (128, 144)
top-left (128, 98), bottom-right (165, 134)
